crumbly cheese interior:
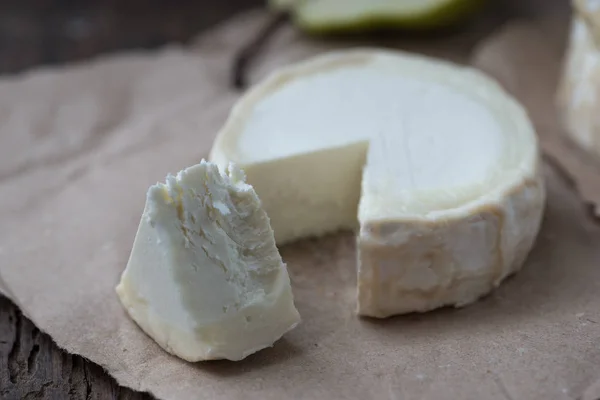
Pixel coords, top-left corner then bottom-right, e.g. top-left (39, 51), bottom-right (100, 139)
top-left (117, 161), bottom-right (300, 361)
top-left (145, 165), bottom-right (279, 323)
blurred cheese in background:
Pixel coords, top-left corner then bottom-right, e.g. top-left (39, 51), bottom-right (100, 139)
top-left (558, 0), bottom-right (600, 156)
top-left (268, 0), bottom-right (487, 34)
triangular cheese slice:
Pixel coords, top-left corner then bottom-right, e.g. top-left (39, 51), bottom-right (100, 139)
top-left (117, 161), bottom-right (300, 361)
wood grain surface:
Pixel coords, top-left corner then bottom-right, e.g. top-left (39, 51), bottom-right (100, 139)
top-left (0, 0), bottom-right (568, 399)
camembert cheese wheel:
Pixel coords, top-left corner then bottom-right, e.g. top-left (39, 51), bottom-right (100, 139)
top-left (210, 49), bottom-right (545, 318)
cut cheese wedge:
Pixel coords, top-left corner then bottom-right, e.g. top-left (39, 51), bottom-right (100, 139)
top-left (210, 49), bottom-right (545, 318)
top-left (116, 160), bottom-right (300, 361)
top-left (557, 3), bottom-right (600, 156)
top-left (269, 0), bottom-right (485, 33)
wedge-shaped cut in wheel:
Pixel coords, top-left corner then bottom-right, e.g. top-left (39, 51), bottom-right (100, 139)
top-left (210, 49), bottom-right (545, 318)
top-left (116, 160), bottom-right (300, 361)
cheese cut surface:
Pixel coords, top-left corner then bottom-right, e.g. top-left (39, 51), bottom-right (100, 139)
top-left (116, 160), bottom-right (300, 361)
top-left (210, 49), bottom-right (545, 318)
top-left (557, 11), bottom-right (600, 156)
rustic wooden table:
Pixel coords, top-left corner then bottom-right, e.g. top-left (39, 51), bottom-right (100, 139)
top-left (0, 0), bottom-right (568, 399)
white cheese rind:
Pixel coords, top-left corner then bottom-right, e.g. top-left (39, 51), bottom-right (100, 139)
top-left (557, 12), bottom-right (600, 156)
top-left (358, 167), bottom-right (545, 317)
top-left (116, 161), bottom-right (300, 361)
top-left (210, 49), bottom-right (545, 318)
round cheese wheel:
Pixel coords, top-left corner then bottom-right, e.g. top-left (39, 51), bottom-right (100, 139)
top-left (210, 49), bottom-right (545, 318)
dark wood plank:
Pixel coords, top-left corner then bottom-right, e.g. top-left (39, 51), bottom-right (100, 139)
top-left (0, 0), bottom-right (262, 74)
top-left (0, 296), bottom-right (151, 400)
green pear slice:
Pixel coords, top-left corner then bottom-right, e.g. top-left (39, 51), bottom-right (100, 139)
top-left (270, 0), bottom-right (485, 33)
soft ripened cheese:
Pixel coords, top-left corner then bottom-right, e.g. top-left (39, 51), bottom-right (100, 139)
top-left (210, 49), bottom-right (546, 318)
top-left (557, 2), bottom-right (600, 156)
top-left (116, 160), bottom-right (300, 361)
